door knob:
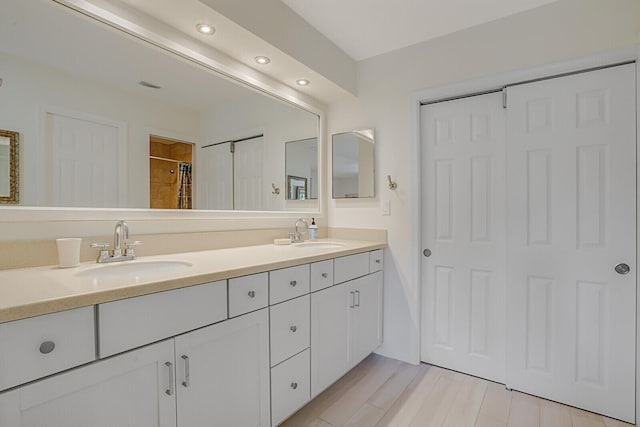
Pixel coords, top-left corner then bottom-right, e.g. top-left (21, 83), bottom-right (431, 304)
top-left (615, 263), bottom-right (631, 275)
top-left (423, 249), bottom-right (432, 258)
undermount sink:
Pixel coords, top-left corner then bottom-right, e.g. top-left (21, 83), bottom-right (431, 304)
top-left (75, 260), bottom-right (193, 279)
top-left (293, 242), bottom-right (345, 249)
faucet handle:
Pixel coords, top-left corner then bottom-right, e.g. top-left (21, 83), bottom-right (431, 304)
top-left (90, 243), bottom-right (110, 262)
top-left (124, 240), bottom-right (142, 257)
top-left (90, 242), bottom-right (110, 250)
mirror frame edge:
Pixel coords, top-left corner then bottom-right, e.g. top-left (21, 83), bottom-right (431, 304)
top-left (2, 0), bottom-right (327, 223)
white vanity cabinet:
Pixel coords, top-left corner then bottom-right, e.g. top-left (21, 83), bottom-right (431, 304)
top-left (174, 309), bottom-right (270, 427)
top-left (311, 269), bottom-right (383, 398)
top-left (0, 339), bottom-right (177, 427)
top-left (0, 246), bottom-right (384, 427)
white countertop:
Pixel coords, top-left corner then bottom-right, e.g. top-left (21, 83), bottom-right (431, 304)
top-left (0, 239), bottom-right (385, 323)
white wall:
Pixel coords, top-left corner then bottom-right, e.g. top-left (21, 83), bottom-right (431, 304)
top-left (327, 0), bottom-right (640, 364)
top-left (0, 52), bottom-right (200, 208)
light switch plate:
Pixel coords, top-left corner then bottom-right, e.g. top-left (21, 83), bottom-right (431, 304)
top-left (381, 200), bottom-right (391, 216)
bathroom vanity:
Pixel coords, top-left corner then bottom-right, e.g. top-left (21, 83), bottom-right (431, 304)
top-left (0, 240), bottom-right (384, 426)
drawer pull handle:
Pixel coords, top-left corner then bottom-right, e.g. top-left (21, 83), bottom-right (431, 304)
top-left (355, 290), bottom-right (360, 307)
top-left (39, 341), bottom-right (55, 354)
top-left (181, 355), bottom-right (190, 388)
top-left (290, 382), bottom-right (298, 390)
top-left (290, 325), bottom-right (297, 333)
top-left (248, 290), bottom-right (256, 298)
top-left (375, 259), bottom-right (381, 264)
top-left (165, 361), bottom-right (174, 396)
top-left (350, 291), bottom-right (355, 308)
top-left (290, 280), bottom-right (297, 287)
top-left (321, 273), bottom-right (328, 278)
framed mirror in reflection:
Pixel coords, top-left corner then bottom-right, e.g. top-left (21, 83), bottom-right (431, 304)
top-left (0, 130), bottom-right (19, 204)
top-left (285, 138), bottom-right (318, 201)
top-left (332, 129), bottom-right (375, 199)
top-left (0, 0), bottom-right (319, 212)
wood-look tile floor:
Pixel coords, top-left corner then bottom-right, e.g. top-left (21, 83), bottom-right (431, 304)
top-left (281, 354), bottom-right (635, 427)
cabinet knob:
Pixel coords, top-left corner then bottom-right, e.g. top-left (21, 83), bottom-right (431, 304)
top-left (39, 341), bottom-right (55, 354)
top-left (375, 259), bottom-right (381, 264)
top-left (248, 290), bottom-right (256, 298)
top-left (321, 273), bottom-right (328, 278)
top-left (290, 280), bottom-right (297, 287)
top-left (290, 325), bottom-right (297, 333)
top-left (290, 382), bottom-right (298, 390)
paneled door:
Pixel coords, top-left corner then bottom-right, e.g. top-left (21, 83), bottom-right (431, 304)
top-left (234, 137), bottom-right (264, 210)
top-left (420, 92), bottom-right (507, 383)
top-left (45, 111), bottom-right (123, 207)
top-left (505, 64), bottom-right (636, 422)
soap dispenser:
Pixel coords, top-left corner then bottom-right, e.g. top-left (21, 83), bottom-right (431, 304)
top-left (308, 218), bottom-right (318, 240)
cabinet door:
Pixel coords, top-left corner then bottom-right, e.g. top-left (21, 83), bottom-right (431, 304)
top-left (0, 340), bottom-right (176, 427)
top-left (174, 309), bottom-right (270, 427)
top-left (310, 282), bottom-right (352, 397)
top-left (351, 272), bottom-right (383, 366)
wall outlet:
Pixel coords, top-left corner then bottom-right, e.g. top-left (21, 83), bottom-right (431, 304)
top-left (381, 200), bottom-right (391, 216)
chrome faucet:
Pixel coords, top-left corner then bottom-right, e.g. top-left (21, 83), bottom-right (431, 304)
top-left (91, 220), bottom-right (142, 263)
top-left (290, 218), bottom-right (309, 243)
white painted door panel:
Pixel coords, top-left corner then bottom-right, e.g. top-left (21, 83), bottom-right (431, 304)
top-left (420, 92), bottom-right (507, 383)
top-left (199, 142), bottom-right (232, 210)
top-left (505, 64), bottom-right (636, 422)
top-left (46, 113), bottom-right (123, 207)
top-left (174, 309), bottom-right (270, 427)
top-left (0, 340), bottom-right (176, 427)
top-left (234, 137), bottom-right (263, 210)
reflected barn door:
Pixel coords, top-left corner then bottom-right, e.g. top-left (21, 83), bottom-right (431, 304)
top-left (46, 112), bottom-right (123, 207)
top-left (505, 64), bottom-right (636, 422)
top-left (234, 137), bottom-right (263, 211)
top-left (420, 92), bottom-right (507, 383)
top-left (200, 142), bottom-right (233, 210)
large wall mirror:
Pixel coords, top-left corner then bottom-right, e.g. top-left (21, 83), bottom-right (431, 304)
top-left (0, 0), bottom-right (320, 212)
top-left (332, 129), bottom-right (375, 199)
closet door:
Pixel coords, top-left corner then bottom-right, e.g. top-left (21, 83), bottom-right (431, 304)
top-left (505, 63), bottom-right (636, 422)
top-left (420, 92), bottom-right (507, 383)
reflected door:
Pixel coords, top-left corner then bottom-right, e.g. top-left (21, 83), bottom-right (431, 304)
top-left (505, 64), bottom-right (636, 422)
top-left (420, 92), bottom-right (507, 384)
top-left (46, 112), bottom-right (123, 207)
top-left (234, 137), bottom-right (263, 211)
top-left (200, 143), bottom-right (232, 210)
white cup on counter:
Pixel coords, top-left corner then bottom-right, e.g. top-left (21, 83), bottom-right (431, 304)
top-left (56, 238), bottom-right (82, 268)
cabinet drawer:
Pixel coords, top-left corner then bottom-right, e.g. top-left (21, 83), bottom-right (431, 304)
top-left (310, 259), bottom-right (334, 292)
top-left (99, 281), bottom-right (227, 358)
top-left (0, 306), bottom-right (95, 391)
top-left (270, 295), bottom-right (310, 366)
top-left (271, 348), bottom-right (310, 426)
top-left (269, 264), bottom-right (310, 305)
top-left (334, 252), bottom-right (369, 284)
top-left (229, 273), bottom-right (268, 318)
top-left (369, 249), bottom-right (383, 272)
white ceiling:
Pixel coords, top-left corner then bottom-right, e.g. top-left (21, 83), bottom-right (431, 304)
top-left (280, 0), bottom-right (559, 60)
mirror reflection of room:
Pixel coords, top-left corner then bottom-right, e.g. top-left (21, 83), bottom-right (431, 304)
top-left (0, 0), bottom-right (319, 212)
top-left (285, 137), bottom-right (318, 201)
top-left (332, 129), bottom-right (375, 199)
top-left (149, 136), bottom-right (193, 209)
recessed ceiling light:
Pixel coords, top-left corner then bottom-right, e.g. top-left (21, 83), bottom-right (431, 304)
top-left (296, 79), bottom-right (310, 86)
top-left (196, 23), bottom-right (215, 35)
top-left (254, 56), bottom-right (270, 65)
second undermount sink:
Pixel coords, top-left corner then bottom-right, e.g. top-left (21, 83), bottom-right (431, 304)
top-left (293, 241), bottom-right (345, 249)
top-left (75, 260), bottom-right (193, 279)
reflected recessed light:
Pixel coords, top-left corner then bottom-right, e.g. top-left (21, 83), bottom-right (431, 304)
top-left (296, 79), bottom-right (310, 86)
top-left (255, 56), bottom-right (270, 65)
top-left (196, 23), bottom-right (215, 35)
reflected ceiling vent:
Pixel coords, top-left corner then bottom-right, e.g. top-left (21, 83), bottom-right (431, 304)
top-left (139, 81), bottom-right (162, 89)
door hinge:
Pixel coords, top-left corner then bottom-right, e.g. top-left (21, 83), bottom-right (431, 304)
top-left (502, 87), bottom-right (507, 109)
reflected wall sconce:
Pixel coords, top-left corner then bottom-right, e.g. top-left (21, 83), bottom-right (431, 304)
top-left (387, 175), bottom-right (397, 190)
top-left (272, 183), bottom-right (280, 195)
